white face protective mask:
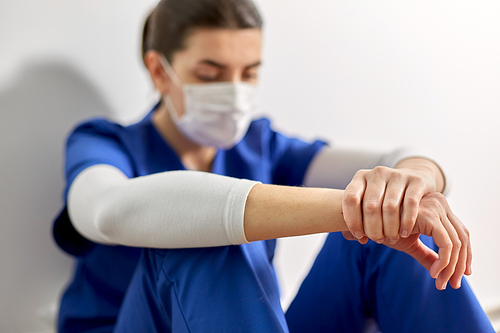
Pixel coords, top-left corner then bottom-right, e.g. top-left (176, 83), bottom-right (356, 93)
top-left (160, 56), bottom-right (258, 149)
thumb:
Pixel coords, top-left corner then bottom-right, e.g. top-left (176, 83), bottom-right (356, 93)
top-left (342, 231), bottom-right (356, 240)
top-left (402, 236), bottom-right (439, 272)
top-left (342, 231), bottom-right (369, 244)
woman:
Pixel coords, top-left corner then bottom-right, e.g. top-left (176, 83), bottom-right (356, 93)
top-left (53, 0), bottom-right (493, 332)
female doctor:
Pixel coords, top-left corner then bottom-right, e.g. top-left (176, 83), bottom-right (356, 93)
top-left (53, 0), bottom-right (494, 332)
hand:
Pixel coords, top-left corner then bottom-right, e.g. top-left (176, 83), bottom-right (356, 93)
top-left (343, 192), bottom-right (471, 290)
top-left (342, 166), bottom-right (436, 244)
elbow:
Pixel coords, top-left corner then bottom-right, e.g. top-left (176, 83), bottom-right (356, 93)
top-left (66, 202), bottom-right (116, 245)
top-left (93, 206), bottom-right (121, 243)
top-left (92, 191), bottom-right (136, 245)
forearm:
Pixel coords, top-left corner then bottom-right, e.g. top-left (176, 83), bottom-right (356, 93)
top-left (68, 165), bottom-right (346, 248)
top-left (244, 184), bottom-right (347, 242)
top-left (394, 157), bottom-right (446, 193)
top-left (68, 165), bottom-right (258, 248)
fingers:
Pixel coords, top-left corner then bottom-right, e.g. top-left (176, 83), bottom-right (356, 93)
top-left (344, 167), bottom-right (416, 244)
top-left (435, 197), bottom-right (469, 290)
top-left (417, 193), bottom-right (470, 290)
top-left (432, 216), bottom-right (460, 290)
top-left (342, 231), bottom-right (369, 244)
top-left (362, 175), bottom-right (386, 243)
top-left (342, 172), bottom-right (366, 240)
top-left (413, 196), bottom-right (453, 289)
top-left (399, 235), bottom-right (438, 272)
top-left (400, 177), bottom-right (426, 238)
top-left (440, 199), bottom-right (472, 277)
top-left (341, 231), bottom-right (356, 241)
top-left (382, 176), bottom-right (406, 244)
top-left (446, 210), bottom-right (471, 287)
top-left (344, 167), bottom-right (471, 291)
top-left (342, 167), bottom-right (472, 291)
top-left (466, 234), bottom-right (473, 276)
top-left (424, 216), bottom-right (453, 283)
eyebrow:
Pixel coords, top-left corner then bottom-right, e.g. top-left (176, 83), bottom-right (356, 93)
top-left (198, 59), bottom-right (262, 69)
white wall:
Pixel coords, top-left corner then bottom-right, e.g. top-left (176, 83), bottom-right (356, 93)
top-left (0, 0), bottom-right (498, 331)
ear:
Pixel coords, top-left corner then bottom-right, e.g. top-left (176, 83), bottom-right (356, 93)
top-left (144, 51), bottom-right (171, 95)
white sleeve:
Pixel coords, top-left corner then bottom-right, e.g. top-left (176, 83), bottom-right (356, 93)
top-left (67, 164), bottom-right (260, 248)
top-left (303, 146), bottom-right (447, 192)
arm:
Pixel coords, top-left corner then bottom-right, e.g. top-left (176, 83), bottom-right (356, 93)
top-left (68, 164), bottom-right (348, 249)
top-left (395, 156), bottom-right (445, 192)
top-left (341, 156), bottom-right (447, 244)
top-left (70, 157), bottom-right (468, 289)
top-left (341, 156), bottom-right (469, 290)
top-left (68, 165), bottom-right (259, 248)
top-left (303, 146), bottom-right (469, 290)
top-left (302, 145), bottom-right (448, 241)
top-left (245, 171), bottom-right (468, 291)
top-left (244, 184), bottom-right (347, 241)
top-left (342, 156), bottom-right (446, 243)
top-left (303, 145), bottom-right (448, 241)
top-left (303, 146), bottom-right (421, 189)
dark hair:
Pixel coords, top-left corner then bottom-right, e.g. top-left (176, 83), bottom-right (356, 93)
top-left (142, 0), bottom-right (263, 64)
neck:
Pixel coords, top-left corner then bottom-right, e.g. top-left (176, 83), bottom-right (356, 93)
top-left (152, 102), bottom-right (216, 172)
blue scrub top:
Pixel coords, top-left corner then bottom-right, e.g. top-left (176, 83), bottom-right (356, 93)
top-left (53, 103), bottom-right (326, 332)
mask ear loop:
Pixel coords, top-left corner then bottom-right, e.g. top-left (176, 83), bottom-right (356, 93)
top-left (159, 55), bottom-right (184, 89)
top-left (159, 55), bottom-right (185, 122)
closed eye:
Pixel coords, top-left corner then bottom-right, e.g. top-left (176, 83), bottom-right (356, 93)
top-left (243, 72), bottom-right (258, 80)
top-left (196, 75), bottom-right (219, 82)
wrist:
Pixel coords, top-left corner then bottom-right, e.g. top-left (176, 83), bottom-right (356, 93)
top-left (395, 157), bottom-right (445, 193)
top-left (244, 185), bottom-right (346, 242)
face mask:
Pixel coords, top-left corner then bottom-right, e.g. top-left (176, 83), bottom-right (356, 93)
top-left (160, 56), bottom-right (258, 149)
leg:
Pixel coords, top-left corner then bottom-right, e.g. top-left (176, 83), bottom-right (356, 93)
top-left (285, 232), bottom-right (373, 333)
top-left (286, 233), bottom-right (494, 333)
top-left (114, 241), bottom-right (288, 332)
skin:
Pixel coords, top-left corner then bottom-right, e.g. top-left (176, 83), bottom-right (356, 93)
top-left (145, 28), bottom-right (261, 172)
top-left (145, 28), bottom-right (471, 290)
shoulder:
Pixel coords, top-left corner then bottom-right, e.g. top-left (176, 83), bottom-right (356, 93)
top-left (68, 117), bottom-right (124, 139)
top-left (66, 113), bottom-right (154, 148)
top-left (67, 107), bottom-right (156, 142)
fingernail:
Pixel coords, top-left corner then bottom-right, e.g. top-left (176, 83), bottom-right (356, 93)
top-left (389, 238), bottom-right (398, 244)
top-left (354, 231), bottom-right (364, 239)
top-left (401, 230), bottom-right (409, 238)
top-left (441, 282), bottom-right (447, 290)
top-left (375, 238), bottom-right (384, 244)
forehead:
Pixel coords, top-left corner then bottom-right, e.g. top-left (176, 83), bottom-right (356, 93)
top-left (172, 28), bottom-right (262, 67)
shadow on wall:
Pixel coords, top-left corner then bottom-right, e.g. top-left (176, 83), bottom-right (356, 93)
top-left (0, 59), bottom-right (114, 332)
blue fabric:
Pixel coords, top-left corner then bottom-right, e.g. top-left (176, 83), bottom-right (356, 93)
top-left (285, 233), bottom-right (494, 333)
top-left (54, 103), bottom-right (493, 332)
top-left (53, 103), bottom-right (326, 332)
top-left (113, 235), bottom-right (494, 332)
top-left (115, 243), bottom-right (287, 333)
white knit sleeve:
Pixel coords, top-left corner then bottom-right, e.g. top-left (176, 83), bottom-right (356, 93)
top-left (67, 164), bottom-right (260, 248)
top-left (303, 146), bottom-right (447, 193)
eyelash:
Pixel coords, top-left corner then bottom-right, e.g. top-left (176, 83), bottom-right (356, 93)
top-left (243, 73), bottom-right (258, 80)
top-left (196, 72), bottom-right (258, 82)
top-left (197, 75), bottom-right (218, 82)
